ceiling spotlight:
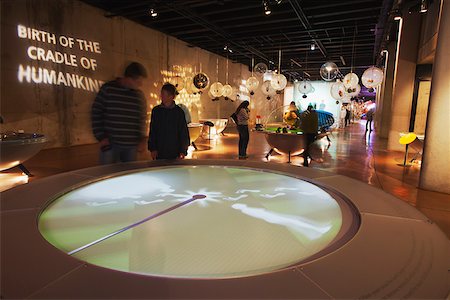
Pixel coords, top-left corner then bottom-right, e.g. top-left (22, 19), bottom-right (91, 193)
top-left (310, 43), bottom-right (316, 50)
top-left (224, 45), bottom-right (228, 51)
top-left (263, 1), bottom-right (272, 15)
top-left (149, 8), bottom-right (158, 17)
top-left (420, 0), bottom-right (428, 13)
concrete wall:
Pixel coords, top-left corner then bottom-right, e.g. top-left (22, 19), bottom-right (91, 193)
top-left (1, 0), bottom-right (273, 148)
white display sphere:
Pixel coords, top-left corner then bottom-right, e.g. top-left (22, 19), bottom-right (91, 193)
top-left (343, 72), bottom-right (359, 89)
top-left (210, 82), bottom-right (224, 98)
top-left (362, 66), bottom-right (383, 88)
top-left (193, 72), bottom-right (210, 90)
top-left (254, 63), bottom-right (268, 77)
top-left (270, 73), bottom-right (287, 91)
top-left (171, 76), bottom-right (185, 91)
top-left (298, 80), bottom-right (313, 94)
top-left (330, 80), bottom-right (347, 101)
top-left (245, 76), bottom-right (260, 95)
top-left (320, 62), bottom-right (339, 81)
top-left (261, 80), bottom-right (276, 96)
top-left (346, 84), bottom-right (361, 97)
top-left (222, 84), bottom-right (233, 98)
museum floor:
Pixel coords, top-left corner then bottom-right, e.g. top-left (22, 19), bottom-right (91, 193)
top-left (2, 121), bottom-right (449, 238)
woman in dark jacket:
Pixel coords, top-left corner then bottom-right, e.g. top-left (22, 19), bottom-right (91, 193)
top-left (234, 101), bottom-right (250, 159)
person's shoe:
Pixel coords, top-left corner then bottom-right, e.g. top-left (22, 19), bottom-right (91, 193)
top-left (239, 156), bottom-right (248, 160)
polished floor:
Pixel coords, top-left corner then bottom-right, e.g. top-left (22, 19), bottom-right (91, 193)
top-left (2, 121), bottom-right (449, 238)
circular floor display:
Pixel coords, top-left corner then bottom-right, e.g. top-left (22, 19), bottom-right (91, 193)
top-left (39, 166), bottom-right (352, 279)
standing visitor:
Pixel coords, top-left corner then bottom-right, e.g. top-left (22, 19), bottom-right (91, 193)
top-left (234, 101), bottom-right (250, 159)
top-left (300, 105), bottom-right (318, 167)
top-left (148, 83), bottom-right (190, 160)
top-left (91, 62), bottom-right (148, 164)
top-left (366, 106), bottom-right (375, 132)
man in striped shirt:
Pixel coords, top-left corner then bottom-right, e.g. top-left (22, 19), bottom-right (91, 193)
top-left (91, 62), bottom-right (147, 164)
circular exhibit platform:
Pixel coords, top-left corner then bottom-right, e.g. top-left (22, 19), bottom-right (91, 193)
top-left (1, 160), bottom-right (449, 299)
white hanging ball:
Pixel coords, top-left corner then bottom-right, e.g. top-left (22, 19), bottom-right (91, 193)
top-left (170, 76), bottom-right (185, 91)
top-left (254, 63), bottom-right (268, 77)
top-left (261, 80), bottom-right (276, 96)
top-left (346, 84), bottom-right (361, 97)
top-left (222, 84), bottom-right (233, 98)
top-left (210, 82), bottom-right (224, 98)
top-left (298, 80), bottom-right (313, 94)
top-left (320, 62), bottom-right (339, 81)
top-left (343, 72), bottom-right (359, 89)
top-left (270, 73), bottom-right (287, 91)
top-left (245, 76), bottom-right (260, 95)
top-left (330, 80), bottom-right (347, 101)
top-left (362, 66), bottom-right (384, 88)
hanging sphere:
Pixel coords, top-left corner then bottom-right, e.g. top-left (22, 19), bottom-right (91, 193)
top-left (245, 76), bottom-right (260, 94)
top-left (330, 80), bottom-right (347, 101)
top-left (170, 76), bottom-right (185, 91)
top-left (210, 82), bottom-right (224, 98)
top-left (193, 72), bottom-right (209, 90)
top-left (362, 66), bottom-right (384, 88)
top-left (298, 80), bottom-right (313, 94)
top-left (346, 84), bottom-right (361, 97)
top-left (320, 62), bottom-right (339, 81)
top-left (270, 73), bottom-right (287, 91)
top-left (222, 84), bottom-right (233, 98)
top-left (261, 80), bottom-right (276, 96)
top-left (254, 63), bottom-right (268, 77)
top-left (343, 72), bottom-right (359, 89)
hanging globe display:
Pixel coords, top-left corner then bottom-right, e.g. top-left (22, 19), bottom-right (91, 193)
top-left (210, 82), bottom-right (224, 98)
top-left (222, 84), bottom-right (233, 100)
top-left (261, 80), bottom-right (276, 100)
top-left (245, 76), bottom-right (260, 95)
top-left (270, 73), bottom-right (287, 91)
top-left (343, 72), bottom-right (359, 89)
top-left (170, 76), bottom-right (185, 91)
top-left (320, 62), bottom-right (339, 81)
top-left (362, 66), bottom-right (384, 92)
top-left (346, 84), bottom-right (361, 97)
top-left (184, 77), bottom-right (200, 95)
top-left (208, 89), bottom-right (219, 101)
top-left (298, 80), bottom-right (313, 94)
top-left (254, 62), bottom-right (268, 77)
top-left (330, 80), bottom-right (347, 101)
top-left (193, 72), bottom-right (210, 90)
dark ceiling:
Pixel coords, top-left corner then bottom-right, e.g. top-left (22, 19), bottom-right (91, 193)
top-left (81, 0), bottom-right (395, 80)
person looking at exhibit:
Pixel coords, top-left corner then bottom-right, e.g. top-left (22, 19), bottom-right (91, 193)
top-left (284, 101), bottom-right (301, 129)
top-left (366, 105), bottom-right (375, 132)
top-left (148, 83), bottom-right (190, 160)
top-left (234, 100), bottom-right (250, 159)
top-left (91, 62), bottom-right (148, 164)
top-left (300, 104), bottom-right (318, 167)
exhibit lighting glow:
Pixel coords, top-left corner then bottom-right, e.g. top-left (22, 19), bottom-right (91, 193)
top-left (394, 16), bottom-right (402, 20)
top-left (326, 65), bottom-right (332, 72)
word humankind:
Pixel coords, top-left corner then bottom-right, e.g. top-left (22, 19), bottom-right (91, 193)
top-left (17, 64), bottom-right (104, 93)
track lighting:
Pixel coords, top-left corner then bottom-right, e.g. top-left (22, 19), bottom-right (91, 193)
top-left (310, 43), bottom-right (316, 50)
top-left (149, 8), bottom-right (157, 17)
top-left (420, 0), bottom-right (428, 13)
top-left (263, 1), bottom-right (271, 15)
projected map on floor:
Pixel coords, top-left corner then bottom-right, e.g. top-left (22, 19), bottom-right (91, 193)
top-left (39, 166), bottom-right (342, 278)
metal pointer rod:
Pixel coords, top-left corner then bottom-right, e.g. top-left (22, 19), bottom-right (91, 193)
top-left (67, 194), bottom-right (206, 255)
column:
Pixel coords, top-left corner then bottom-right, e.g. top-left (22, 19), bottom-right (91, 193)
top-left (377, 41), bottom-right (397, 138)
top-left (387, 12), bottom-right (421, 151)
top-left (419, 0), bottom-right (450, 194)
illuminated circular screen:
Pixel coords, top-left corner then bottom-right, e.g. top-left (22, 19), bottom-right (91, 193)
top-left (39, 166), bottom-right (345, 278)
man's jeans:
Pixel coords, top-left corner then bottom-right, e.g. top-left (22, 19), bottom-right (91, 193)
top-left (100, 143), bottom-right (137, 165)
